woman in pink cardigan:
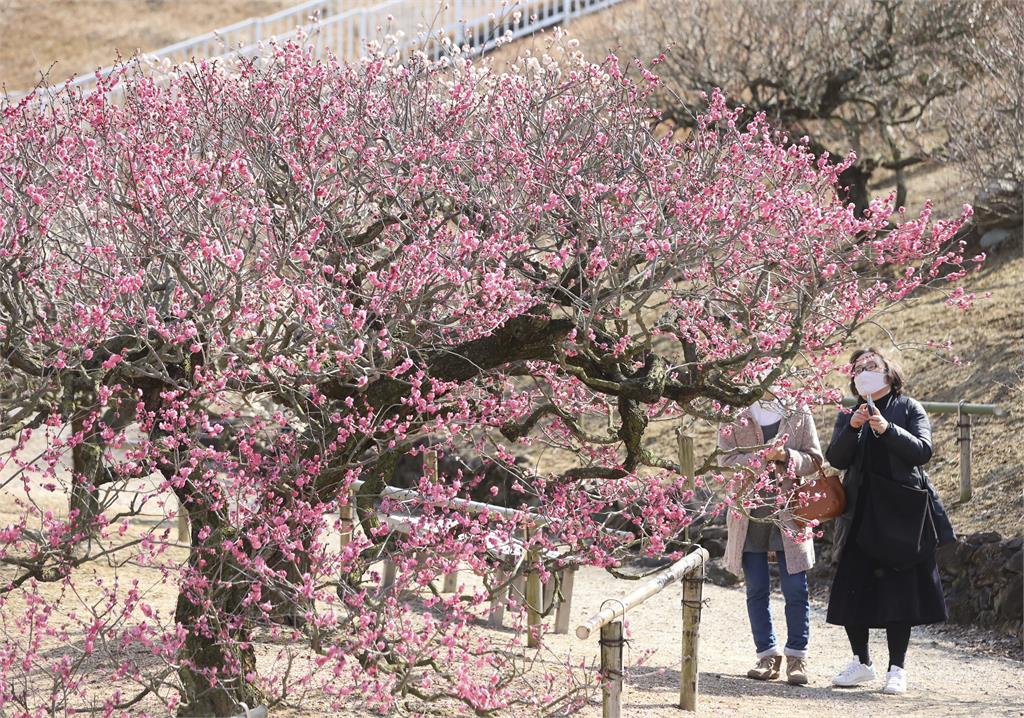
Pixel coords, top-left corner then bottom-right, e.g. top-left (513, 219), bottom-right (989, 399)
top-left (719, 400), bottom-right (823, 685)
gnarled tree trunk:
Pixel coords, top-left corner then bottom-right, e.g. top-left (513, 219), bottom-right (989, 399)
top-left (174, 496), bottom-right (266, 717)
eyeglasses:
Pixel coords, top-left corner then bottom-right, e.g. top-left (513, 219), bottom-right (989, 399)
top-left (852, 360), bottom-right (883, 375)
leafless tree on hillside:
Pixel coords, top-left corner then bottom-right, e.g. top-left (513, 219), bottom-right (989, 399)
top-left (943, 1), bottom-right (1024, 227)
top-left (598, 0), bottom-right (998, 214)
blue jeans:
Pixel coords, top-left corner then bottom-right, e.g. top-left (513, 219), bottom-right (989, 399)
top-left (742, 551), bottom-right (809, 658)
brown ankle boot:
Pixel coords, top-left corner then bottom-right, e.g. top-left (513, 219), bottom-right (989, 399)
top-left (747, 655), bottom-right (782, 680)
top-left (786, 656), bottom-right (809, 685)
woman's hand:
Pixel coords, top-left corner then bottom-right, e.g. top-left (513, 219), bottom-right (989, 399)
top-left (868, 409), bottom-right (889, 435)
top-left (765, 447), bottom-right (789, 463)
top-left (849, 404), bottom-right (870, 429)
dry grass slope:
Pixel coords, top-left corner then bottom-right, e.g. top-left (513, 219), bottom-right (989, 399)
top-left (0, 0), bottom-right (299, 92)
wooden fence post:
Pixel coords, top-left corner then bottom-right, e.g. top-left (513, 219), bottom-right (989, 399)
top-left (424, 448), bottom-right (439, 482)
top-left (510, 572), bottom-right (526, 609)
top-left (488, 567), bottom-right (508, 626)
top-left (526, 535), bottom-right (543, 647)
top-left (676, 430), bottom-right (695, 541)
top-left (381, 560), bottom-right (397, 591)
top-left (679, 560), bottom-right (705, 711)
top-left (958, 405), bottom-right (973, 503)
top-left (176, 500), bottom-right (190, 543)
top-left (554, 567), bottom-right (576, 635)
top-left (600, 620), bottom-right (623, 718)
top-left (339, 495), bottom-right (354, 549)
top-left (543, 573), bottom-right (555, 613)
top-left (339, 493), bottom-right (354, 584)
top-left (423, 448), bottom-right (459, 592)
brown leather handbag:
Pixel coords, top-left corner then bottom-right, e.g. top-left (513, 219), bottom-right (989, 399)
top-left (789, 457), bottom-right (846, 524)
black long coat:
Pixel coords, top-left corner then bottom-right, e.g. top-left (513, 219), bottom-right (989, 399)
top-left (824, 393), bottom-right (954, 627)
top-left (826, 393), bottom-right (955, 563)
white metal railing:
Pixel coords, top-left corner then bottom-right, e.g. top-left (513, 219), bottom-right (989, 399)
top-left (8, 0), bottom-right (624, 102)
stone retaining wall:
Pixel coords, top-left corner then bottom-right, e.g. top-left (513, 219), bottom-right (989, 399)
top-left (936, 532), bottom-right (1022, 639)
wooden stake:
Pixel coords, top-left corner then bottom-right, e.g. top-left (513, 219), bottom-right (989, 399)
top-left (424, 448), bottom-right (438, 482)
top-left (339, 499), bottom-right (354, 549)
top-left (679, 559), bottom-right (705, 711)
top-left (554, 567), bottom-right (575, 635)
top-left (176, 500), bottom-right (189, 543)
top-left (600, 620), bottom-right (623, 718)
top-left (381, 560), bottom-right (397, 591)
top-left (423, 450), bottom-right (462, 593)
top-left (543, 573), bottom-right (555, 613)
top-left (506, 569), bottom-right (523, 605)
top-left (488, 567), bottom-right (508, 627)
top-left (958, 408), bottom-right (973, 503)
top-left (508, 568), bottom-right (523, 600)
top-left (339, 492), bottom-right (354, 585)
top-left (526, 545), bottom-right (543, 647)
top-left (676, 430), bottom-right (695, 542)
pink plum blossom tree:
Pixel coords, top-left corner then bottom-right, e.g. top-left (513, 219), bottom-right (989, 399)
top-left (0, 37), bottom-right (975, 716)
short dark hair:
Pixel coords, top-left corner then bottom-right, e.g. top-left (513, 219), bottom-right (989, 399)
top-left (848, 346), bottom-right (905, 397)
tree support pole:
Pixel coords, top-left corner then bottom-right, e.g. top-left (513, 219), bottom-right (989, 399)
top-left (554, 568), bottom-right (576, 635)
top-left (600, 620), bottom-right (623, 718)
top-left (526, 536), bottom-right (543, 648)
top-left (676, 430), bottom-right (695, 541)
top-left (958, 406), bottom-right (972, 503)
top-left (679, 561), bottom-right (705, 711)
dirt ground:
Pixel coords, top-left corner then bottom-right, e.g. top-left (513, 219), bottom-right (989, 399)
top-left (264, 561), bottom-right (1023, 717)
top-left (2, 526), bottom-right (1021, 717)
top-left (527, 564), bottom-right (1024, 718)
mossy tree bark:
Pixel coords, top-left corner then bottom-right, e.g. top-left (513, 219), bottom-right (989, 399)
top-left (174, 493), bottom-right (266, 717)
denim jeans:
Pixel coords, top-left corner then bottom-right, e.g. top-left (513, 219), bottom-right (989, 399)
top-left (742, 550), bottom-right (810, 658)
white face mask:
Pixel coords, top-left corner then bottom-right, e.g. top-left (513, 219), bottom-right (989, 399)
top-left (854, 370), bottom-right (889, 398)
top-left (749, 401), bottom-right (784, 427)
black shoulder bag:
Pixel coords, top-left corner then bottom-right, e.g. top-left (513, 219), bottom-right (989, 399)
top-left (855, 439), bottom-right (938, 570)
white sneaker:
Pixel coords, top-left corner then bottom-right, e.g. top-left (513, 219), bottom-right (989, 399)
top-left (882, 665), bottom-right (907, 694)
top-left (832, 657), bottom-right (877, 687)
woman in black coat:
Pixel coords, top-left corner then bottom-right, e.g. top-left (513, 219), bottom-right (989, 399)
top-left (825, 347), bottom-right (954, 695)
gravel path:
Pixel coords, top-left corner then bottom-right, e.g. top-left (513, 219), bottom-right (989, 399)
top-left (544, 565), bottom-right (1023, 718)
